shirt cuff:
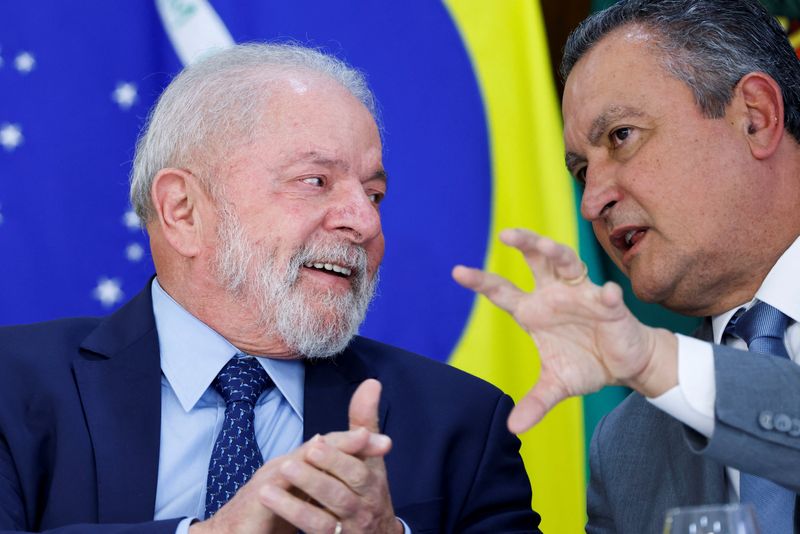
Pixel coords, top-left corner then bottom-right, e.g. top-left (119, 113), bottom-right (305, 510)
top-left (399, 516), bottom-right (412, 534)
top-left (175, 517), bottom-right (196, 534)
top-left (647, 334), bottom-right (715, 437)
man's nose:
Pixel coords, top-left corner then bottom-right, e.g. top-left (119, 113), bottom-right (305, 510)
top-left (326, 181), bottom-right (382, 244)
top-left (579, 166), bottom-right (621, 222)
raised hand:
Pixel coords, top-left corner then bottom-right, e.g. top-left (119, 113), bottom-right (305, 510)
top-left (452, 228), bottom-right (677, 434)
top-left (265, 379), bottom-right (401, 534)
top-left (190, 380), bottom-right (397, 534)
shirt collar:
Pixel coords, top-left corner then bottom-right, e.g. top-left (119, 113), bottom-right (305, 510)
top-left (151, 278), bottom-right (304, 419)
top-left (711, 235), bottom-right (800, 343)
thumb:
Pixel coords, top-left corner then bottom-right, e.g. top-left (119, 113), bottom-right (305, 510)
top-left (349, 378), bottom-right (382, 433)
top-left (507, 377), bottom-right (566, 434)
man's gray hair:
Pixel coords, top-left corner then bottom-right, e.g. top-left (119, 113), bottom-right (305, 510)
top-left (130, 43), bottom-right (379, 223)
top-left (561, 0), bottom-right (800, 143)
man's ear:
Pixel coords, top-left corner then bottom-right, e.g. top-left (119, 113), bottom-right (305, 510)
top-left (736, 72), bottom-right (785, 160)
top-left (150, 168), bottom-right (209, 258)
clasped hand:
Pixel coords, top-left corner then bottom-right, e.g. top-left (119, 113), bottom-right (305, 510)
top-left (452, 228), bottom-right (677, 434)
top-left (191, 379), bottom-right (402, 534)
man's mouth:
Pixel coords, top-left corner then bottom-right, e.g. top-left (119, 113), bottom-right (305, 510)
top-left (302, 261), bottom-right (353, 278)
top-left (610, 226), bottom-right (648, 253)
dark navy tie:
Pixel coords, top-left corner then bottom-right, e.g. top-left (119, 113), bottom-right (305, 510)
top-left (205, 356), bottom-right (272, 518)
top-left (729, 301), bottom-right (795, 533)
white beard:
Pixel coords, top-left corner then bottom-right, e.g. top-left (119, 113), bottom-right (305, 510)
top-left (212, 202), bottom-right (378, 359)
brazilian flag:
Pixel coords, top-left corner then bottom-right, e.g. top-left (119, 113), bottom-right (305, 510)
top-left (0, 1), bottom-right (717, 532)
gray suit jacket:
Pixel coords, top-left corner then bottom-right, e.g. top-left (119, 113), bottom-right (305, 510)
top-left (586, 320), bottom-right (800, 533)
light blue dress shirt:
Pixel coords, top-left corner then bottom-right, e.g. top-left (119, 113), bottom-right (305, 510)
top-left (150, 279), bottom-right (304, 529)
top-left (149, 279), bottom-right (410, 534)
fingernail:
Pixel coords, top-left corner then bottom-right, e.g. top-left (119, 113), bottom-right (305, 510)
top-left (369, 433), bottom-right (391, 449)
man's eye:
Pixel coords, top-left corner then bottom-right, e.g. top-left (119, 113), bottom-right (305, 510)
top-left (368, 192), bottom-right (385, 205)
top-left (610, 127), bottom-right (631, 146)
top-left (303, 176), bottom-right (324, 187)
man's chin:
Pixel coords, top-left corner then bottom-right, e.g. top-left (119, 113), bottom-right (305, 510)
top-left (270, 301), bottom-right (363, 359)
top-left (286, 327), bottom-right (357, 360)
top-left (628, 267), bottom-right (672, 305)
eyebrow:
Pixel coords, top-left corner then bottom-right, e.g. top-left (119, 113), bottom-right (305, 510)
top-left (370, 168), bottom-right (389, 185)
top-left (587, 105), bottom-right (645, 145)
top-left (287, 151), bottom-right (388, 185)
top-left (293, 151), bottom-right (349, 171)
top-left (564, 105), bottom-right (645, 174)
top-left (564, 152), bottom-right (585, 176)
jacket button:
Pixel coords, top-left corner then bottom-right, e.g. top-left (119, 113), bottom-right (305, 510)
top-left (774, 413), bottom-right (792, 432)
top-left (790, 419), bottom-right (800, 438)
top-left (758, 411), bottom-right (774, 430)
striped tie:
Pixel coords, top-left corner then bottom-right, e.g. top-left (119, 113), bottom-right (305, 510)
top-left (730, 301), bottom-right (795, 534)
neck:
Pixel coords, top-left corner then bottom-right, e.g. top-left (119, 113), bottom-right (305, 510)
top-left (156, 272), bottom-right (299, 359)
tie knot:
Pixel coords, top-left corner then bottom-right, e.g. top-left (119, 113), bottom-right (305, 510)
top-left (730, 301), bottom-right (791, 359)
top-left (213, 356), bottom-right (272, 406)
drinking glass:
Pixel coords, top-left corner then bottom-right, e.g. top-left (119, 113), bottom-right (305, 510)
top-left (663, 503), bottom-right (760, 534)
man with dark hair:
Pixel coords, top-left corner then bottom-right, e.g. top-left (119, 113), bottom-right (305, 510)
top-left (0, 43), bottom-right (539, 534)
top-left (455, 0), bottom-right (800, 532)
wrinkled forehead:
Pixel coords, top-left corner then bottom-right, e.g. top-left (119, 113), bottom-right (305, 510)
top-left (562, 26), bottom-right (665, 145)
top-left (262, 73), bottom-right (378, 129)
top-left (224, 76), bottom-right (383, 174)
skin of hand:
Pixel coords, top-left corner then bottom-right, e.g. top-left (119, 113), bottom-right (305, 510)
top-left (190, 379), bottom-right (401, 534)
top-left (263, 379), bottom-right (403, 534)
top-left (452, 228), bottom-right (678, 434)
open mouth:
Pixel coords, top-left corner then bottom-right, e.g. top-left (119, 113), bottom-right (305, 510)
top-left (302, 261), bottom-right (353, 278)
top-left (610, 227), bottom-right (648, 253)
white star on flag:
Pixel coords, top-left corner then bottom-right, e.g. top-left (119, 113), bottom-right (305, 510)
top-left (122, 209), bottom-right (141, 229)
top-left (0, 123), bottom-right (23, 151)
top-left (93, 277), bottom-right (124, 308)
top-left (112, 82), bottom-right (138, 110)
top-left (125, 243), bottom-right (145, 262)
top-left (14, 51), bottom-right (35, 74)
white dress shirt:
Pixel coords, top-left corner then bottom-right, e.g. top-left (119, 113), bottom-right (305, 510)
top-left (649, 235), bottom-right (800, 498)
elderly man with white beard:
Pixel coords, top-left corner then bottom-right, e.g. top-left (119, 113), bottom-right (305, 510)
top-left (0, 44), bottom-right (540, 534)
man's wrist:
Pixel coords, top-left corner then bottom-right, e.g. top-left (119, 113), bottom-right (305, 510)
top-left (625, 328), bottom-right (679, 398)
top-left (187, 518), bottom-right (209, 534)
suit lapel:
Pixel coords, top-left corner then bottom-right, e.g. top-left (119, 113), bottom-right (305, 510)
top-left (303, 339), bottom-right (389, 441)
top-left (650, 317), bottom-right (727, 512)
top-left (73, 285), bottom-right (163, 523)
top-left (666, 430), bottom-right (727, 505)
top-left (694, 317), bottom-right (714, 342)
top-left (679, 317), bottom-right (728, 503)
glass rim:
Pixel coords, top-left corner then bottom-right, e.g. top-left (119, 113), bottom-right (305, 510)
top-left (665, 503), bottom-right (755, 516)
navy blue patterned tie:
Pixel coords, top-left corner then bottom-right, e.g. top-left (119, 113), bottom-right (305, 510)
top-left (730, 301), bottom-right (795, 533)
top-left (205, 356), bottom-right (272, 518)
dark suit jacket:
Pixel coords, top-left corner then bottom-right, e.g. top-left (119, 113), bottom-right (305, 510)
top-left (586, 319), bottom-right (800, 533)
top-left (0, 286), bottom-right (540, 533)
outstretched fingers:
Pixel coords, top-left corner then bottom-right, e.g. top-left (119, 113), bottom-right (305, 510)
top-left (499, 228), bottom-right (586, 285)
top-left (452, 265), bottom-right (524, 315)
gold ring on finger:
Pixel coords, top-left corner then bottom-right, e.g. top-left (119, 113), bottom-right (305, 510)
top-left (560, 262), bottom-right (589, 286)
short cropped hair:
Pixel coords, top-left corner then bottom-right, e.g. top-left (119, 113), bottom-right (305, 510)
top-left (130, 43), bottom-right (379, 223)
top-left (561, 0), bottom-right (800, 143)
